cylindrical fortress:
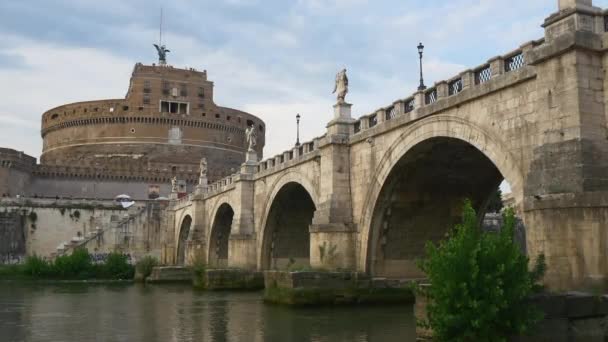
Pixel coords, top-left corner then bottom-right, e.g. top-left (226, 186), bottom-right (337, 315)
top-left (40, 63), bottom-right (265, 182)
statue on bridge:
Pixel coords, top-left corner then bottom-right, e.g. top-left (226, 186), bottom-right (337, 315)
top-left (171, 176), bottom-right (178, 193)
top-left (199, 158), bottom-right (208, 179)
top-left (333, 68), bottom-right (349, 103)
top-left (245, 125), bottom-right (257, 152)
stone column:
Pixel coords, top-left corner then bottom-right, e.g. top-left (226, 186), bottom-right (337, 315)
top-left (523, 3), bottom-right (608, 291)
top-left (559, 0), bottom-right (592, 10)
top-left (228, 168), bottom-right (257, 270)
top-left (309, 103), bottom-right (357, 271)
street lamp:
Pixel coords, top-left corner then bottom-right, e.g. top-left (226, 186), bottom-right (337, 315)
top-left (417, 42), bottom-right (426, 91)
top-left (295, 113), bottom-right (301, 147)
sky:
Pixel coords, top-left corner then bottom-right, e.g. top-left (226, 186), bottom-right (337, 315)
top-left (1, 0), bottom-right (606, 174)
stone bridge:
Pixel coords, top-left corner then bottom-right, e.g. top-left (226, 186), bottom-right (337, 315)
top-left (163, 0), bottom-right (608, 291)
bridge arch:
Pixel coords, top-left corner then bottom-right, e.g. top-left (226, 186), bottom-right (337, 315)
top-left (208, 202), bottom-right (235, 268)
top-left (258, 171), bottom-right (319, 270)
top-left (359, 115), bottom-right (524, 277)
top-left (176, 214), bottom-right (192, 265)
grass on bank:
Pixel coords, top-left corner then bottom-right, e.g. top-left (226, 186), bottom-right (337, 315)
top-left (0, 248), bottom-right (135, 280)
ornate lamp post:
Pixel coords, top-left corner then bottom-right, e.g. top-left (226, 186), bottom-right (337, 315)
top-left (417, 42), bottom-right (426, 91)
top-left (295, 113), bottom-right (301, 147)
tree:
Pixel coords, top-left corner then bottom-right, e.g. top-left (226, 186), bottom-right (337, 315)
top-left (486, 187), bottom-right (503, 213)
top-left (418, 200), bottom-right (546, 341)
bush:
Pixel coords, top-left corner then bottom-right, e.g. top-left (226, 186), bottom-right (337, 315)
top-left (135, 256), bottom-right (158, 281)
top-left (100, 252), bottom-right (134, 279)
top-left (22, 255), bottom-right (51, 277)
top-left (52, 248), bottom-right (94, 279)
top-left (418, 200), bottom-right (546, 341)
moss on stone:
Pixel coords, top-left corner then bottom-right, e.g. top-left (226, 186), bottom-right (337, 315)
top-left (264, 285), bottom-right (414, 306)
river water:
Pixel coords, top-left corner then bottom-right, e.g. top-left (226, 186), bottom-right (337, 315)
top-left (0, 283), bottom-right (415, 342)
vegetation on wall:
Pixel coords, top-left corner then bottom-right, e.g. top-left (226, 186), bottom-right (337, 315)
top-left (135, 256), bottom-right (158, 282)
top-left (417, 200), bottom-right (546, 341)
top-left (0, 248), bottom-right (134, 280)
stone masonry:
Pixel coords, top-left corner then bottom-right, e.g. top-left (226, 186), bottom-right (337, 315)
top-left (163, 0), bottom-right (608, 292)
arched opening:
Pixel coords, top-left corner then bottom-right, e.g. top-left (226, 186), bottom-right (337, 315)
top-left (176, 215), bottom-right (192, 265)
top-left (368, 137), bottom-right (504, 279)
top-left (208, 203), bottom-right (234, 268)
top-left (262, 182), bottom-right (316, 270)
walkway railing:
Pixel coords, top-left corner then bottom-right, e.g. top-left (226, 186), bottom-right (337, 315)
top-left (350, 38), bottom-right (543, 136)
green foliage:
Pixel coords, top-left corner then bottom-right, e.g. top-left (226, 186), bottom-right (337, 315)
top-left (22, 255), bottom-right (51, 277)
top-left (418, 200), bottom-right (546, 341)
top-left (135, 256), bottom-right (158, 280)
top-left (192, 259), bottom-right (207, 289)
top-left (5, 249), bottom-right (135, 280)
top-left (53, 248), bottom-right (94, 279)
top-left (487, 188), bottom-right (503, 213)
top-left (99, 252), bottom-right (134, 279)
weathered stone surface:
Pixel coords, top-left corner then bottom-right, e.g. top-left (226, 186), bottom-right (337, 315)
top-left (147, 266), bottom-right (191, 283)
top-left (263, 271), bottom-right (413, 305)
top-left (196, 269), bottom-right (264, 290)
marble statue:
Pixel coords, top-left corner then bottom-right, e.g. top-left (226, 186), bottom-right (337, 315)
top-left (245, 125), bottom-right (257, 151)
top-left (333, 68), bottom-right (349, 103)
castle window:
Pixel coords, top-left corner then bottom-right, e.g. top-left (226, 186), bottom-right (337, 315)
top-left (160, 100), bottom-right (189, 115)
top-left (143, 80), bottom-right (151, 93)
top-left (180, 84), bottom-right (187, 97)
top-left (198, 102), bottom-right (205, 109)
top-left (84, 108), bottom-right (87, 113)
top-left (162, 81), bottom-right (170, 95)
top-left (51, 113), bottom-right (59, 120)
top-left (246, 119), bottom-right (254, 127)
top-left (227, 116), bottom-right (231, 121)
top-left (215, 114), bottom-right (220, 119)
top-left (198, 87), bottom-right (204, 98)
top-left (122, 105), bottom-right (129, 111)
top-left (202, 113), bottom-right (206, 117)
top-left (143, 94), bottom-right (151, 105)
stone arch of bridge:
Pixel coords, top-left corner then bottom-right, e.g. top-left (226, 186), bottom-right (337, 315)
top-left (258, 171), bottom-right (319, 270)
top-left (176, 214), bottom-right (192, 265)
top-left (358, 115), bottom-right (524, 276)
top-left (207, 202), bottom-right (235, 268)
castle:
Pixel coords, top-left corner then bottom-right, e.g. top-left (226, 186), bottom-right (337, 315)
top-left (1, 60), bottom-right (266, 200)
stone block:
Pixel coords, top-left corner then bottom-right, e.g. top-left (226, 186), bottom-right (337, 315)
top-left (147, 266), bottom-right (191, 283)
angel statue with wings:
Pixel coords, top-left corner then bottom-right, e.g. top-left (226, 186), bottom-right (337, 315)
top-left (154, 44), bottom-right (170, 65)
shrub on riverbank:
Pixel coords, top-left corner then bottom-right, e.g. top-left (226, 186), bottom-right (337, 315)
top-left (0, 249), bottom-right (134, 280)
top-left (417, 200), bottom-right (546, 341)
top-left (134, 256), bottom-right (158, 282)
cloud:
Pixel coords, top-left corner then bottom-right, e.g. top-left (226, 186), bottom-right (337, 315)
top-left (0, 0), bottom-right (596, 163)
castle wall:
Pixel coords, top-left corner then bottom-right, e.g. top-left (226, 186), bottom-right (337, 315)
top-left (38, 63), bottom-right (266, 185)
top-left (28, 178), bottom-right (176, 201)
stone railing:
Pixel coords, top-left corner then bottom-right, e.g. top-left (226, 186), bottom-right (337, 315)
top-left (255, 136), bottom-right (323, 176)
top-left (350, 38), bottom-right (544, 136)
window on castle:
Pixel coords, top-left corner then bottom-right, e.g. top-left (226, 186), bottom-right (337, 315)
top-left (198, 103), bottom-right (205, 109)
top-left (180, 84), bottom-right (188, 97)
top-left (162, 81), bottom-right (170, 95)
top-left (160, 100), bottom-right (189, 114)
top-left (143, 80), bottom-right (151, 93)
top-left (143, 94), bottom-right (151, 105)
top-left (198, 87), bottom-right (204, 98)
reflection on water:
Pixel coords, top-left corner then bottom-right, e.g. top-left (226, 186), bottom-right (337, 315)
top-left (0, 283), bottom-right (415, 342)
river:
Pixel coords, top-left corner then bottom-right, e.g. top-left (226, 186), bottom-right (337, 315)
top-left (0, 283), bottom-right (416, 342)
